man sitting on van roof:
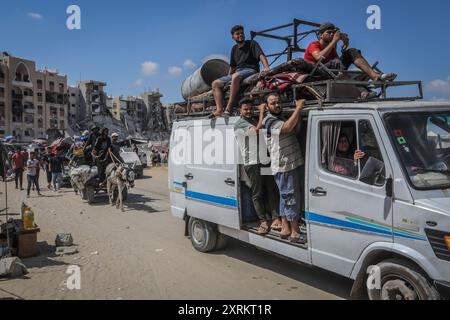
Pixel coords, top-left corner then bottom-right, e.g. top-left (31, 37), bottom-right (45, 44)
top-left (234, 98), bottom-right (281, 234)
top-left (210, 25), bottom-right (270, 119)
top-left (304, 22), bottom-right (397, 82)
top-left (262, 94), bottom-right (306, 244)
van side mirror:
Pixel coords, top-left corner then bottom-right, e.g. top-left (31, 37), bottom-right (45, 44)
top-left (386, 177), bottom-right (393, 198)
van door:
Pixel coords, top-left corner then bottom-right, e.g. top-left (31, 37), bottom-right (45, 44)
top-left (307, 112), bottom-right (394, 277)
top-left (184, 120), bottom-right (240, 229)
top-left (169, 122), bottom-right (188, 220)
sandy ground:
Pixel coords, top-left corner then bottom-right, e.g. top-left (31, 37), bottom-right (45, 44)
top-left (0, 167), bottom-right (352, 300)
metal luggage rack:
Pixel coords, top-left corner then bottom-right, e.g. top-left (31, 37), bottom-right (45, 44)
top-left (173, 78), bottom-right (424, 121)
top-left (284, 78), bottom-right (424, 108)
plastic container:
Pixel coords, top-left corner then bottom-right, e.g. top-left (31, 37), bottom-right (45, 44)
top-left (21, 203), bottom-right (35, 230)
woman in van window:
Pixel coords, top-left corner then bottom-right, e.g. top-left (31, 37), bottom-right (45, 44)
top-left (332, 134), bottom-right (365, 177)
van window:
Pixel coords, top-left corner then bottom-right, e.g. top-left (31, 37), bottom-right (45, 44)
top-left (320, 120), bottom-right (386, 186)
top-left (320, 121), bottom-right (358, 179)
top-left (358, 120), bottom-right (386, 186)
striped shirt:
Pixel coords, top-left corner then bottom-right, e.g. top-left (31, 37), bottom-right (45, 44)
top-left (262, 114), bottom-right (303, 174)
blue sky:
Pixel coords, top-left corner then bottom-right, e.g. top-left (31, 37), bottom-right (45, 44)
top-left (2, 0), bottom-right (450, 103)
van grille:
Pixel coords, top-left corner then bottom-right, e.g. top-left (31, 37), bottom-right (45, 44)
top-left (425, 229), bottom-right (450, 262)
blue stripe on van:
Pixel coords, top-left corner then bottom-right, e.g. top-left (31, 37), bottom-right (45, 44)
top-left (186, 190), bottom-right (238, 209)
top-left (308, 212), bottom-right (426, 241)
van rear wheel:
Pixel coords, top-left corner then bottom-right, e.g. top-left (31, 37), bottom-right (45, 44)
top-left (188, 218), bottom-right (217, 253)
top-left (367, 259), bottom-right (440, 300)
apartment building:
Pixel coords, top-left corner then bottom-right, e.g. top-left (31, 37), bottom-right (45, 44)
top-left (67, 86), bottom-right (81, 126)
top-left (77, 80), bottom-right (107, 119)
top-left (0, 52), bottom-right (68, 141)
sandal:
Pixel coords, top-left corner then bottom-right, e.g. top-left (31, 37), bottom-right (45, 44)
top-left (257, 221), bottom-right (270, 235)
top-left (289, 234), bottom-right (307, 244)
top-left (270, 224), bottom-right (282, 231)
top-left (280, 232), bottom-right (291, 239)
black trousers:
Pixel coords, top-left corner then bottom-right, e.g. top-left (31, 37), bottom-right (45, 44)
top-left (325, 48), bottom-right (362, 71)
top-left (244, 164), bottom-right (280, 222)
top-left (46, 169), bottom-right (52, 184)
top-left (14, 168), bottom-right (24, 188)
top-left (27, 175), bottom-right (40, 195)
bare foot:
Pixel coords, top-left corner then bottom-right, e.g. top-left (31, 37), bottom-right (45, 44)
top-left (280, 228), bottom-right (291, 239)
top-left (212, 110), bottom-right (224, 118)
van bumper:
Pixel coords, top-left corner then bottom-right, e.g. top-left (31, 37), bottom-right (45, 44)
top-left (434, 280), bottom-right (450, 299)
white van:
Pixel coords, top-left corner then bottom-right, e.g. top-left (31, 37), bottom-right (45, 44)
top-left (168, 100), bottom-right (450, 300)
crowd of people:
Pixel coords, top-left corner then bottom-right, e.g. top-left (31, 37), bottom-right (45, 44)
top-left (7, 145), bottom-right (68, 198)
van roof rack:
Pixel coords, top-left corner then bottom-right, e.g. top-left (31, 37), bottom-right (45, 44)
top-left (172, 78), bottom-right (424, 120)
top-left (172, 18), bottom-right (424, 121)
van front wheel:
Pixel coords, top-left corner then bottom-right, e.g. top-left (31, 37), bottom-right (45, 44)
top-left (367, 259), bottom-right (440, 300)
top-left (188, 218), bottom-right (217, 253)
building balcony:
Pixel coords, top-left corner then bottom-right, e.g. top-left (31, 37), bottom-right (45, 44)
top-left (24, 107), bottom-right (35, 114)
top-left (12, 80), bottom-right (33, 88)
top-left (12, 93), bottom-right (23, 100)
top-left (23, 95), bottom-right (34, 103)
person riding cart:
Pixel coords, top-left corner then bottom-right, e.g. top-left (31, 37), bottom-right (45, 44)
top-left (92, 127), bottom-right (112, 185)
top-left (84, 125), bottom-right (100, 166)
top-left (110, 133), bottom-right (125, 164)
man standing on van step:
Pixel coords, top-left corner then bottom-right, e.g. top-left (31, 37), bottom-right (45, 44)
top-left (234, 98), bottom-right (281, 235)
top-left (210, 25), bottom-right (270, 119)
top-left (11, 147), bottom-right (26, 190)
top-left (304, 22), bottom-right (397, 82)
top-left (263, 94), bottom-right (306, 244)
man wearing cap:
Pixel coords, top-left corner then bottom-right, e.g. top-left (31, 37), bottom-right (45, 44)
top-left (110, 133), bottom-right (125, 163)
top-left (210, 25), bottom-right (270, 119)
top-left (304, 22), bottom-right (397, 82)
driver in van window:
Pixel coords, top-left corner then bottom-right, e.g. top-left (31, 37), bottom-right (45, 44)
top-left (332, 134), bottom-right (365, 177)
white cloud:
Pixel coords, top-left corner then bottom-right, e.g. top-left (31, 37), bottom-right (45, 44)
top-left (27, 12), bottom-right (43, 20)
top-left (168, 66), bottom-right (182, 77)
top-left (133, 78), bottom-right (144, 87)
top-left (202, 54), bottom-right (229, 63)
top-left (141, 61), bottom-right (159, 76)
top-left (427, 76), bottom-right (450, 97)
top-left (183, 59), bottom-right (196, 69)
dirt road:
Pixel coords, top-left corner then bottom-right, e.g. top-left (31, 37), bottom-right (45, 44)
top-left (0, 167), bottom-right (352, 300)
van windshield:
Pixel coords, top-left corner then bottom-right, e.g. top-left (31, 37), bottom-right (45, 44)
top-left (384, 110), bottom-right (450, 189)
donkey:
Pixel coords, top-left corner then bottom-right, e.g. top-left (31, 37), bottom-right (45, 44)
top-left (106, 163), bottom-right (135, 212)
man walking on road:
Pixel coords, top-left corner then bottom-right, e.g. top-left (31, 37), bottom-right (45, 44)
top-left (49, 152), bottom-right (64, 192)
top-left (26, 151), bottom-right (41, 197)
top-left (42, 146), bottom-right (53, 190)
top-left (12, 147), bottom-right (26, 190)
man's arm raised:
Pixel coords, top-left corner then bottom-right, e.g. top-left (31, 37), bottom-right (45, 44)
top-left (280, 99), bottom-right (305, 134)
top-left (311, 31), bottom-right (341, 62)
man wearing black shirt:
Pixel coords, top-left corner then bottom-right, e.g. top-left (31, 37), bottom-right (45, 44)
top-left (84, 126), bottom-right (100, 165)
top-left (211, 25), bottom-right (270, 118)
top-left (93, 128), bottom-right (112, 184)
top-left (49, 153), bottom-right (64, 191)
